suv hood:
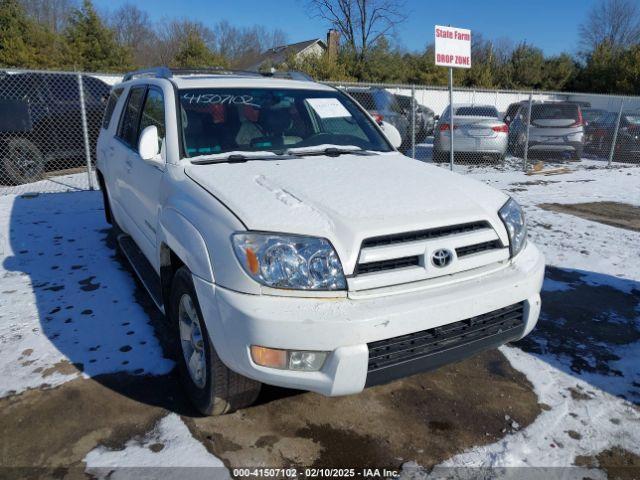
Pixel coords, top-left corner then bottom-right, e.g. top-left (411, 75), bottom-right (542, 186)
top-left (185, 153), bottom-right (509, 273)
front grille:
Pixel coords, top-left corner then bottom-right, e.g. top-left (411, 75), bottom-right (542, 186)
top-left (356, 256), bottom-right (420, 275)
top-left (367, 302), bottom-right (525, 372)
top-left (361, 221), bottom-right (491, 248)
top-left (456, 240), bottom-right (503, 258)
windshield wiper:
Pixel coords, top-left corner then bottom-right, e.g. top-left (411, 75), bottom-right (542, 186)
top-left (190, 151), bottom-right (294, 165)
top-left (286, 145), bottom-right (376, 157)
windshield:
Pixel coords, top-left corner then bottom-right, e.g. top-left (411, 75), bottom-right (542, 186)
top-left (531, 104), bottom-right (580, 121)
top-left (178, 88), bottom-right (392, 158)
top-left (583, 109), bottom-right (605, 122)
top-left (624, 114), bottom-right (640, 125)
top-left (455, 106), bottom-right (499, 118)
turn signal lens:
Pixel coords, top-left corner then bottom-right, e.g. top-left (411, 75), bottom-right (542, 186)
top-left (492, 124), bottom-right (509, 133)
top-left (245, 247), bottom-right (259, 274)
top-left (250, 346), bottom-right (328, 371)
top-left (251, 346), bottom-right (287, 369)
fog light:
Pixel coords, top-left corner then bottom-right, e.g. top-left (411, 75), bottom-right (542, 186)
top-left (250, 346), bottom-right (327, 371)
top-left (288, 351), bottom-right (327, 371)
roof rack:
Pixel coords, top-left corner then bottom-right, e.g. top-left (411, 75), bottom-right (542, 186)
top-left (122, 66), bottom-right (314, 82)
top-left (259, 70), bottom-right (314, 81)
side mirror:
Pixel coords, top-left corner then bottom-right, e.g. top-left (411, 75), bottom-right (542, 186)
top-left (380, 121), bottom-right (402, 149)
top-left (138, 125), bottom-right (162, 163)
top-left (434, 115), bottom-right (440, 121)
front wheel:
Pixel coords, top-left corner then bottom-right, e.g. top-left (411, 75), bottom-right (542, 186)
top-left (432, 150), bottom-right (448, 163)
top-left (170, 266), bottom-right (261, 415)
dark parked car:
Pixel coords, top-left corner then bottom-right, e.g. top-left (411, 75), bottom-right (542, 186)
top-left (0, 72), bottom-right (110, 184)
top-left (345, 87), bottom-right (410, 149)
top-left (395, 94), bottom-right (435, 143)
top-left (503, 101), bottom-right (527, 127)
top-left (585, 111), bottom-right (640, 162)
top-left (582, 108), bottom-right (607, 127)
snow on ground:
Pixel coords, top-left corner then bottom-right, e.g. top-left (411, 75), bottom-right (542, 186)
top-left (405, 345), bottom-right (640, 478)
top-left (402, 160), bottom-right (640, 475)
top-left (0, 171), bottom-right (94, 196)
top-left (0, 189), bottom-right (173, 397)
top-left (85, 413), bottom-right (229, 479)
top-left (469, 161), bottom-right (640, 280)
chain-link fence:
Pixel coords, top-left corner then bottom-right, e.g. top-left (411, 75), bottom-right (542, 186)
top-left (330, 81), bottom-right (640, 171)
top-left (1, 69), bottom-right (638, 195)
top-left (0, 68), bottom-right (121, 194)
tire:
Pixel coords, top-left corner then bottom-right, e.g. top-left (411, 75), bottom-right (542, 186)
top-left (97, 172), bottom-right (113, 225)
top-left (1, 137), bottom-right (45, 185)
top-left (572, 146), bottom-right (583, 161)
top-left (170, 266), bottom-right (261, 415)
top-left (432, 150), bottom-right (447, 163)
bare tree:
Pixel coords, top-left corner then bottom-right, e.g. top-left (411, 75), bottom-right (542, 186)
top-left (579, 0), bottom-right (640, 51)
top-left (215, 21), bottom-right (287, 67)
top-left (109, 3), bottom-right (157, 66)
top-left (155, 19), bottom-right (217, 65)
top-left (18, 0), bottom-right (74, 32)
top-left (307, 0), bottom-right (407, 59)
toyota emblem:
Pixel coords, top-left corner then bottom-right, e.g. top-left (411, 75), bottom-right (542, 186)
top-left (431, 249), bottom-right (453, 268)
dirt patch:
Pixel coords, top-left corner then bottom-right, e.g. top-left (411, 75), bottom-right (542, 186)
top-left (40, 360), bottom-right (82, 378)
top-left (0, 372), bottom-right (193, 473)
top-left (538, 202), bottom-right (640, 232)
top-left (517, 266), bottom-right (640, 397)
top-left (185, 349), bottom-right (541, 469)
top-left (568, 386), bottom-right (594, 401)
top-left (575, 447), bottom-right (640, 479)
top-left (511, 180), bottom-right (561, 187)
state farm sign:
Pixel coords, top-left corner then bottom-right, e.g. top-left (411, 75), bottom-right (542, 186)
top-left (434, 25), bottom-right (471, 69)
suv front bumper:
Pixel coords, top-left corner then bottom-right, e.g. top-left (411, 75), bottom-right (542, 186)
top-left (193, 242), bottom-right (545, 396)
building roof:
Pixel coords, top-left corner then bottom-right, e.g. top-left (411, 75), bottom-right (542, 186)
top-left (240, 38), bottom-right (326, 70)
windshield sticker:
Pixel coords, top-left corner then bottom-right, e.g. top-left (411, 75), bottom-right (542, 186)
top-left (182, 93), bottom-right (260, 108)
top-left (306, 98), bottom-right (351, 119)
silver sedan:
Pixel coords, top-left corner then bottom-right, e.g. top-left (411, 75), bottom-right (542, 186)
top-left (433, 104), bottom-right (509, 163)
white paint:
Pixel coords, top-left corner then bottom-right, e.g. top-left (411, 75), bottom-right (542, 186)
top-left (434, 25), bottom-right (472, 69)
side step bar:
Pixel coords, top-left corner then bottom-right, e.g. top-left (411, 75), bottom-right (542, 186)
top-left (117, 234), bottom-right (165, 314)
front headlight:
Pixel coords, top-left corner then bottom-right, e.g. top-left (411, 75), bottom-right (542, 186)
top-left (232, 232), bottom-right (346, 290)
top-left (499, 198), bottom-right (527, 257)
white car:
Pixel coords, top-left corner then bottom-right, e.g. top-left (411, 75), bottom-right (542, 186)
top-left (433, 104), bottom-right (509, 163)
top-left (96, 68), bottom-right (545, 415)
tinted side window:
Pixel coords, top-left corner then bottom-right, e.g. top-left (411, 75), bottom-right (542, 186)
top-left (138, 88), bottom-right (166, 148)
top-left (102, 88), bottom-right (124, 129)
top-left (117, 87), bottom-right (146, 147)
top-left (349, 92), bottom-right (374, 109)
top-left (82, 76), bottom-right (110, 105)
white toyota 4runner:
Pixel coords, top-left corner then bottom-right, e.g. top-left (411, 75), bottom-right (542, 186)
top-left (97, 68), bottom-right (545, 415)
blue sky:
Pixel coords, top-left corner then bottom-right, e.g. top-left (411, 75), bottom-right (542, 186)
top-left (93, 0), bottom-right (599, 55)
